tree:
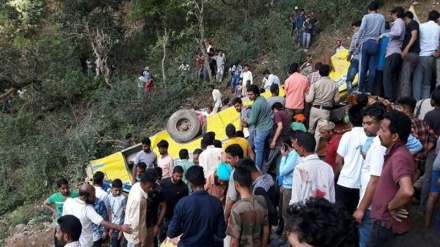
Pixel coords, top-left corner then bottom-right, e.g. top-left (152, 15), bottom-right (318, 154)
top-left (192, 0), bottom-right (212, 82)
top-left (160, 28), bottom-right (171, 87)
top-left (85, 23), bottom-right (114, 87)
top-left (60, 0), bottom-right (126, 87)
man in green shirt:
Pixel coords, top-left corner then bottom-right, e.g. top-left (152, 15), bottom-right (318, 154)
top-left (242, 84), bottom-right (272, 172)
top-left (177, 148), bottom-right (194, 191)
top-left (43, 178), bottom-right (79, 247)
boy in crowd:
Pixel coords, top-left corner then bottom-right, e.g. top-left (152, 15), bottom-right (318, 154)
top-left (108, 179), bottom-right (127, 247)
top-left (157, 140), bottom-right (174, 179)
top-left (227, 165), bottom-right (270, 247)
top-left (177, 149), bottom-right (194, 191)
top-left (335, 105), bottom-right (367, 215)
top-left (43, 178), bottom-right (79, 247)
top-left (239, 158), bottom-right (277, 227)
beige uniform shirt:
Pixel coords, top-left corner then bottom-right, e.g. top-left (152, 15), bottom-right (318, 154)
top-left (305, 76), bottom-right (340, 106)
top-left (123, 182), bottom-right (148, 244)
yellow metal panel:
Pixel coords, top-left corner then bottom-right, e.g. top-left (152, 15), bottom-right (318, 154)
top-left (89, 152), bottom-right (130, 185)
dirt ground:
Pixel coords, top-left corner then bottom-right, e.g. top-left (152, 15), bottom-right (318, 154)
top-left (3, 222), bottom-right (53, 247)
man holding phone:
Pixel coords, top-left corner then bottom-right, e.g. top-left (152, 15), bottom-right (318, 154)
top-left (277, 129), bottom-right (300, 245)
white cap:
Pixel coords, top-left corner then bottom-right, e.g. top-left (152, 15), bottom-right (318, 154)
top-left (295, 6), bottom-right (299, 10)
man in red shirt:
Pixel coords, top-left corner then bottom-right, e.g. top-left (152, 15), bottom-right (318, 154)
top-left (369, 110), bottom-right (416, 246)
top-left (318, 120), bottom-right (341, 172)
top-left (284, 62), bottom-right (310, 121)
top-left (265, 102), bottom-right (291, 175)
top-left (396, 97), bottom-right (438, 212)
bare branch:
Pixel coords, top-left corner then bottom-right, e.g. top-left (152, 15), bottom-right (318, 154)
top-left (0, 75), bottom-right (40, 100)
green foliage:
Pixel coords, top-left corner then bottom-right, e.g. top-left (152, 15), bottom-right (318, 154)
top-left (7, 0), bottom-right (45, 26)
top-left (41, 70), bottom-right (98, 101)
top-left (89, 76), bottom-right (204, 137)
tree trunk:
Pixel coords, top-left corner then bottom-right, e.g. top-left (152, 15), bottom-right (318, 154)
top-left (194, 0), bottom-right (212, 82)
top-left (87, 25), bottom-right (113, 87)
top-left (161, 28), bottom-right (170, 87)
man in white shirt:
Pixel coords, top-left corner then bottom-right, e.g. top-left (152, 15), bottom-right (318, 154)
top-left (352, 104), bottom-right (386, 247)
top-left (413, 10), bottom-right (440, 100)
top-left (206, 41), bottom-right (212, 53)
top-left (124, 170), bottom-right (157, 247)
top-left (92, 172), bottom-right (109, 209)
top-left (335, 39), bottom-right (345, 53)
top-left (335, 40), bottom-right (345, 53)
top-left (211, 85), bottom-right (223, 113)
top-left (290, 131), bottom-right (335, 204)
top-left (199, 132), bottom-right (222, 176)
top-left (63, 184), bottom-right (132, 247)
top-left (262, 69), bottom-right (280, 90)
top-left (241, 64), bottom-right (253, 96)
top-left (56, 215), bottom-right (83, 247)
top-left (335, 105), bottom-right (367, 215)
top-left (214, 50), bottom-right (226, 83)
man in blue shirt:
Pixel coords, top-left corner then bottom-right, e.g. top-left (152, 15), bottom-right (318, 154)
top-left (92, 198), bottom-right (109, 247)
top-left (346, 20), bottom-right (362, 95)
top-left (167, 165), bottom-right (226, 247)
top-left (356, 2), bottom-right (385, 94)
top-left (295, 9), bottom-right (306, 44)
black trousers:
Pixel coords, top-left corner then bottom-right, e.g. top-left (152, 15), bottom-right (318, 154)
top-left (383, 53), bottom-right (402, 101)
top-left (373, 70), bottom-right (384, 97)
top-left (93, 238), bottom-right (103, 247)
top-left (335, 184), bottom-right (360, 215)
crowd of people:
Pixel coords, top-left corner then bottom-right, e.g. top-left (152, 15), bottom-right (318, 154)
top-left (42, 2), bottom-right (440, 247)
top-left (343, 3), bottom-right (440, 103)
top-left (290, 7), bottom-right (320, 51)
top-left (43, 85), bottom-right (440, 247)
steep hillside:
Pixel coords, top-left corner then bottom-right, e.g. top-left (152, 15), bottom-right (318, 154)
top-left (1, 0), bottom-right (440, 246)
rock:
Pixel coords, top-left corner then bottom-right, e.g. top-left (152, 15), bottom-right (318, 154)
top-left (28, 218), bottom-right (36, 225)
top-left (23, 231), bottom-right (30, 236)
top-left (15, 224), bottom-right (26, 233)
